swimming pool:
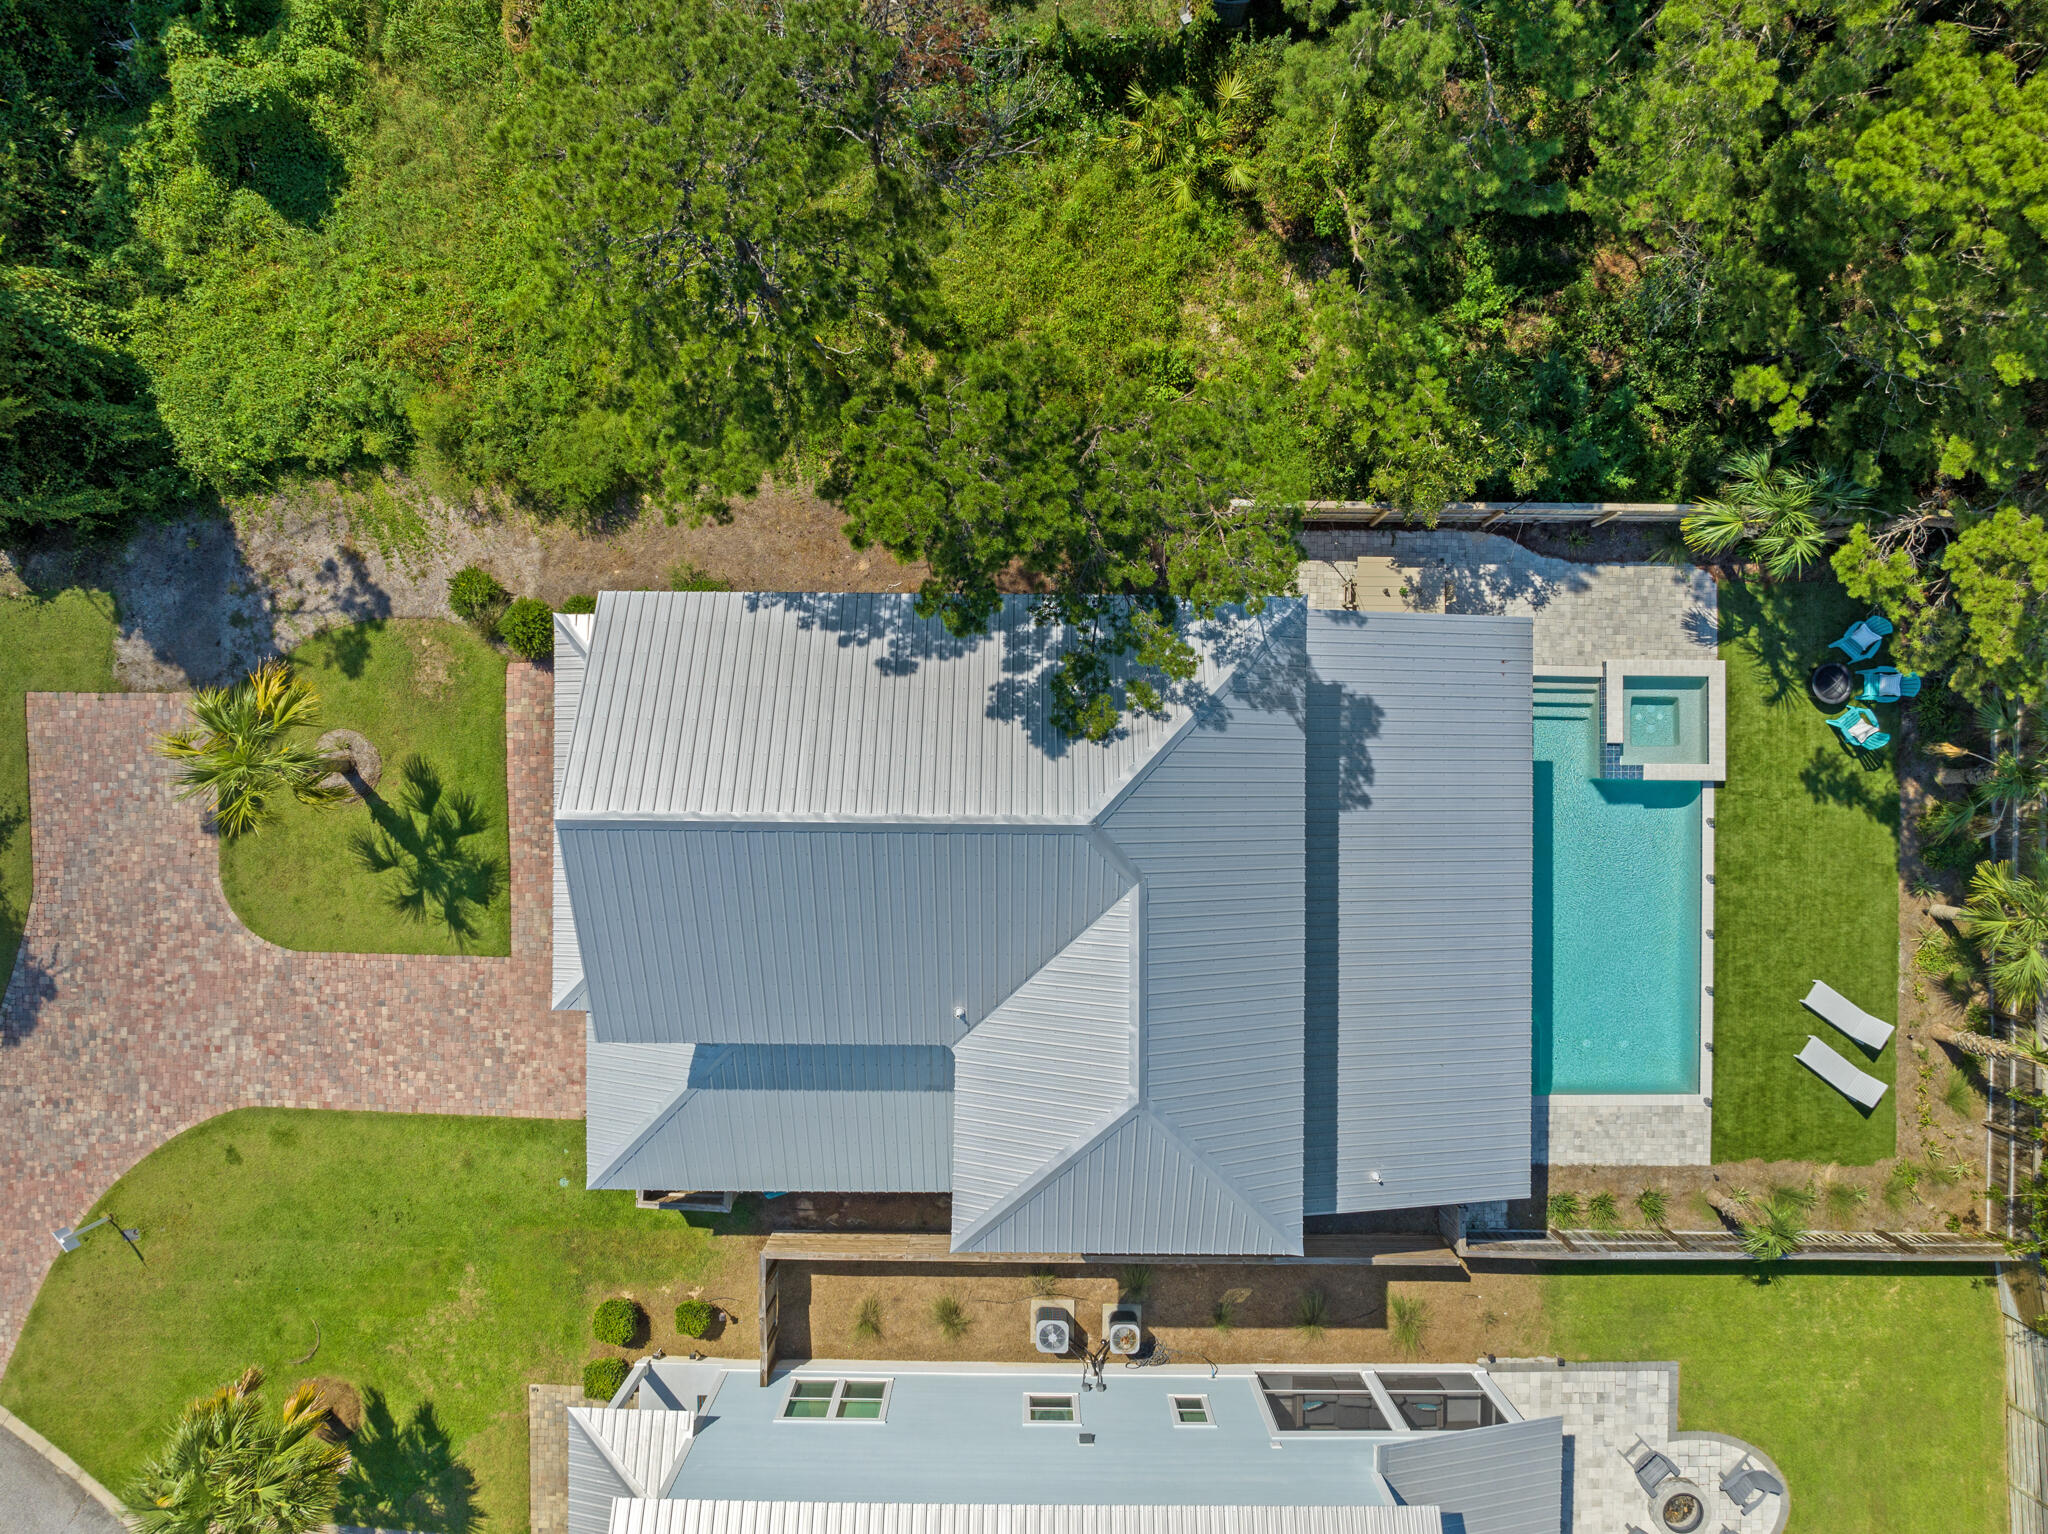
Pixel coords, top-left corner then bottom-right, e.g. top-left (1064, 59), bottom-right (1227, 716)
top-left (1533, 677), bottom-right (1702, 1094)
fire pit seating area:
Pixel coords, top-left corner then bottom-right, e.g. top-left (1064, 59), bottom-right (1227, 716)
top-left (1488, 1360), bottom-right (1788, 1534)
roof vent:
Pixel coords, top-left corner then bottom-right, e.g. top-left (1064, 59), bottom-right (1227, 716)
top-left (1033, 1306), bottom-right (1073, 1355)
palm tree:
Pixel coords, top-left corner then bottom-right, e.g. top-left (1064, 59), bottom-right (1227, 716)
top-left (157, 660), bottom-right (345, 836)
top-left (129, 1367), bottom-right (349, 1534)
top-left (1963, 860), bottom-right (2048, 1024)
top-left (1680, 445), bottom-right (1872, 577)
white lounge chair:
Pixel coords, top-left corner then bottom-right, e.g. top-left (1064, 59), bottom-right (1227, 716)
top-left (1796, 1035), bottom-right (1888, 1108)
top-left (1801, 980), bottom-right (1894, 1051)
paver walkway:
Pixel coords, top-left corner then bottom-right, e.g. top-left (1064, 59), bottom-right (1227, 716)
top-left (0, 664), bottom-right (584, 1371)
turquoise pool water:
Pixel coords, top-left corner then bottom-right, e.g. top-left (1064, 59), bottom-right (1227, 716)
top-left (1533, 678), bottom-right (1702, 1094)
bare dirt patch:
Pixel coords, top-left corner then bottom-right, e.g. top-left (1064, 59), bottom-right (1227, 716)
top-left (7, 472), bottom-right (920, 691)
top-left (537, 481), bottom-right (926, 602)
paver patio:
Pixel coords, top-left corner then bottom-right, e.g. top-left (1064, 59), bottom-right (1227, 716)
top-left (0, 665), bottom-right (584, 1370)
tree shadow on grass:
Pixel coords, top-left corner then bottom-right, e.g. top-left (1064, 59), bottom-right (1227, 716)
top-left (337, 1389), bottom-right (481, 1534)
top-left (1800, 740), bottom-right (1902, 825)
top-left (349, 756), bottom-right (503, 949)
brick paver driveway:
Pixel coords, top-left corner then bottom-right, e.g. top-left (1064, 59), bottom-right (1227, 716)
top-left (0, 664), bottom-right (584, 1370)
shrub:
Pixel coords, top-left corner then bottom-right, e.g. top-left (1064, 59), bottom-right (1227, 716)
top-left (931, 1295), bottom-right (969, 1340)
top-left (668, 561), bottom-right (731, 592)
top-left (1912, 676), bottom-right (1967, 742)
top-left (674, 1300), bottom-right (714, 1339)
top-left (583, 1357), bottom-right (630, 1400)
top-left (592, 1298), bottom-right (642, 1347)
top-left (498, 598), bottom-right (555, 660)
top-left (447, 566), bottom-right (509, 622)
top-left (560, 593), bottom-right (598, 614)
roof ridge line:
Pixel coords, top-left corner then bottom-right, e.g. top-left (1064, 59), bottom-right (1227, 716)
top-left (951, 1100), bottom-right (1141, 1251)
top-left (588, 1046), bottom-right (721, 1188)
top-left (1137, 1099), bottom-right (1299, 1254)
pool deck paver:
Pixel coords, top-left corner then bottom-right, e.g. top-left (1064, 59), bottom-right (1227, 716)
top-left (0, 665), bottom-right (584, 1372)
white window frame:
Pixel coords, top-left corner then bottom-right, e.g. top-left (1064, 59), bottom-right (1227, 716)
top-left (778, 1376), bottom-right (893, 1423)
top-left (1168, 1392), bottom-right (1215, 1428)
top-left (1021, 1391), bottom-right (1081, 1426)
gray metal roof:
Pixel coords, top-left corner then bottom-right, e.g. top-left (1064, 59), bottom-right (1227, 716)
top-left (1302, 612), bottom-right (1534, 1216)
top-left (950, 890), bottom-right (1139, 1242)
top-left (587, 1038), bottom-right (953, 1192)
top-left (556, 592), bottom-right (1256, 823)
top-left (558, 594), bottom-right (1310, 1252)
top-left (608, 1503), bottom-right (1443, 1534)
top-left (567, 1411), bottom-right (636, 1534)
top-left (553, 613), bottom-right (593, 1010)
top-left (1376, 1416), bottom-right (1565, 1534)
top-left (562, 824), bottom-right (1129, 1048)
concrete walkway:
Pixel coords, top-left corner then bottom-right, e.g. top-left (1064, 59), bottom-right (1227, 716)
top-left (0, 665), bottom-right (584, 1371)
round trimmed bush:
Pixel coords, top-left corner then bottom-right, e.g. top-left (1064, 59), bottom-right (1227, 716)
top-left (592, 1297), bottom-right (643, 1346)
top-left (560, 593), bottom-right (597, 614)
top-left (675, 1300), bottom-right (715, 1338)
top-left (583, 1357), bottom-right (630, 1400)
top-left (447, 565), bottom-right (508, 622)
top-left (499, 598), bottom-right (555, 660)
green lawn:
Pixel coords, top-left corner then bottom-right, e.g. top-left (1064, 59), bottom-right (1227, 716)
top-left (1546, 1266), bottom-right (2005, 1533)
top-left (0, 1110), bottom-right (759, 1533)
top-left (1713, 577), bottom-right (1900, 1163)
top-left (0, 589), bottom-right (120, 980)
top-left (219, 620), bottom-right (511, 955)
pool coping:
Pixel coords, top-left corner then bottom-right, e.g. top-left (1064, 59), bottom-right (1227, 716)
top-left (1531, 665), bottom-right (1715, 1167)
top-left (1603, 657), bottom-right (1727, 782)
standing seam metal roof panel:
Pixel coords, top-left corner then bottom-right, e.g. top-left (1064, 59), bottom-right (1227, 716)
top-left (563, 826), bottom-right (1129, 1046)
top-left (1375, 1416), bottom-right (1565, 1534)
top-left (1302, 612), bottom-right (1533, 1216)
top-left (1100, 606), bottom-right (1308, 1247)
top-left (606, 1504), bottom-right (1444, 1534)
top-left (587, 1043), bottom-right (954, 1192)
top-left (950, 890), bottom-right (1139, 1240)
top-left (558, 593), bottom-right (1249, 823)
top-left (568, 1414), bottom-right (637, 1534)
top-left (553, 613), bottom-right (593, 1010)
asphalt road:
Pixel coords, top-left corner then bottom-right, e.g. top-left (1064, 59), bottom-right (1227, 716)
top-left (0, 1418), bottom-right (124, 1534)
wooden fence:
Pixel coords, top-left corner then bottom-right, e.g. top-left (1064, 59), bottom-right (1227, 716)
top-left (1459, 1228), bottom-right (2006, 1263)
top-left (2007, 1269), bottom-right (2048, 1534)
top-left (1293, 501), bottom-right (1695, 528)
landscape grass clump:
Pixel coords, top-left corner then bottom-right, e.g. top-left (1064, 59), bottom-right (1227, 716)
top-left (1586, 1191), bottom-right (1619, 1228)
top-left (591, 1298), bottom-right (642, 1346)
top-left (1634, 1188), bottom-right (1669, 1225)
top-left (1209, 1296), bottom-right (1235, 1334)
top-left (852, 1294), bottom-right (883, 1342)
top-left (673, 1300), bottom-right (714, 1339)
top-left (1546, 1192), bottom-right (1581, 1227)
top-left (582, 1358), bottom-right (630, 1401)
top-left (1117, 1264), bottom-right (1153, 1301)
top-left (1388, 1295), bottom-right (1427, 1358)
top-left (1294, 1288), bottom-right (1328, 1340)
top-left (931, 1295), bottom-right (969, 1341)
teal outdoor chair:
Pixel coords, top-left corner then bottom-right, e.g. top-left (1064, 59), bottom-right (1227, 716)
top-left (1829, 613), bottom-right (1893, 662)
top-left (1856, 666), bottom-right (1921, 703)
top-left (1827, 705), bottom-right (1890, 753)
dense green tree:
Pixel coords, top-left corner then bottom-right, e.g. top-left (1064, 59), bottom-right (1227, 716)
top-left (1835, 504), bottom-right (2048, 707)
top-left (837, 341), bottom-right (1304, 737)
